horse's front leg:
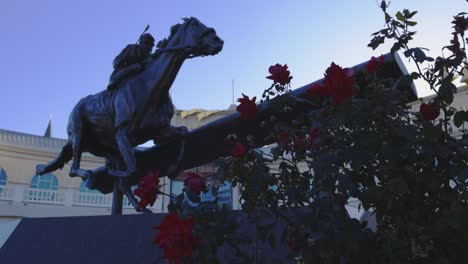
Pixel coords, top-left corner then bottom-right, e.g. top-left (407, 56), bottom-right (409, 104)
top-left (118, 177), bottom-right (152, 214)
top-left (154, 125), bottom-right (188, 179)
top-left (109, 128), bottom-right (136, 177)
top-left (153, 125), bottom-right (189, 144)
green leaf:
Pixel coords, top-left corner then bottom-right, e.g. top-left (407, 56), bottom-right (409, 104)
top-left (268, 233), bottom-right (276, 249)
top-left (368, 36), bottom-right (385, 50)
top-left (410, 72), bottom-right (420, 79)
top-left (459, 169), bottom-right (468, 181)
top-left (407, 11), bottom-right (418, 19)
top-left (406, 21), bottom-right (417, 26)
top-left (364, 186), bottom-right (382, 203)
top-left (280, 226), bottom-right (288, 243)
top-left (461, 191), bottom-right (468, 202)
top-left (424, 123), bottom-right (443, 139)
top-left (396, 11), bottom-right (405, 21)
top-left (389, 178), bottom-right (410, 194)
top-left (413, 48), bottom-right (427, 63)
top-left (403, 48), bottom-right (414, 58)
top-left (438, 82), bottom-right (456, 105)
top-left (453, 111), bottom-right (467, 128)
top-left (382, 143), bottom-right (399, 162)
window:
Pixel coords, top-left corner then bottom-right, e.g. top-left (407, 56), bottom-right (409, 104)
top-left (0, 168), bottom-right (7, 193)
top-left (170, 179), bottom-right (233, 209)
top-left (0, 168), bottom-right (7, 186)
top-left (215, 181), bottom-right (232, 209)
top-left (79, 181), bottom-right (99, 193)
top-left (170, 180), bottom-right (185, 203)
top-left (78, 181), bottom-right (106, 205)
top-left (28, 173), bottom-right (59, 202)
top-left (30, 173), bottom-right (59, 190)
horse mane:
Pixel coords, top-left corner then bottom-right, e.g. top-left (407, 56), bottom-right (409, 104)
top-left (156, 17), bottom-right (195, 49)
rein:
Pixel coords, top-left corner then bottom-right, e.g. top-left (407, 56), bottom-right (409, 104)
top-left (131, 21), bottom-right (213, 130)
top-left (152, 27), bottom-right (214, 59)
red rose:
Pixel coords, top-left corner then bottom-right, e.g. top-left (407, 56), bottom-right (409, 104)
top-left (306, 82), bottom-right (328, 98)
top-left (236, 94), bottom-right (257, 120)
top-left (277, 131), bottom-right (290, 146)
top-left (366, 55), bottom-right (385, 74)
top-left (184, 172), bottom-right (207, 195)
top-left (452, 16), bottom-right (467, 33)
top-left (133, 170), bottom-right (160, 208)
top-left (293, 135), bottom-right (305, 151)
top-left (231, 142), bottom-right (248, 157)
top-left (324, 62), bottom-right (356, 106)
top-left (266, 63), bottom-right (293, 85)
top-left (154, 213), bottom-right (198, 264)
top-left (420, 102), bottom-right (440, 121)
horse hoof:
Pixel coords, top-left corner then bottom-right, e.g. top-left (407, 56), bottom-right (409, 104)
top-left (141, 208), bottom-right (153, 214)
top-left (69, 169), bottom-right (78, 178)
top-left (85, 171), bottom-right (96, 189)
top-left (139, 208), bottom-right (153, 214)
top-left (36, 164), bottom-right (47, 175)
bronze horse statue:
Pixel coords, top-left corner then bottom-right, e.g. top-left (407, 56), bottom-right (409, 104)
top-left (36, 17), bottom-right (224, 212)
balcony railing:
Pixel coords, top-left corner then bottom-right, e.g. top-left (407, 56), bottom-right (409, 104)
top-left (0, 186), bottom-right (14, 201)
top-left (123, 197), bottom-right (134, 208)
top-left (73, 192), bottom-right (113, 207)
top-left (24, 188), bottom-right (65, 204)
top-left (0, 184), bottom-right (162, 211)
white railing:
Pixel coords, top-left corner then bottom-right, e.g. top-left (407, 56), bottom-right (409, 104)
top-left (123, 196), bottom-right (134, 208)
top-left (24, 188), bottom-right (65, 204)
top-left (0, 184), bottom-right (162, 211)
top-left (0, 186), bottom-right (14, 201)
top-left (73, 192), bottom-right (113, 207)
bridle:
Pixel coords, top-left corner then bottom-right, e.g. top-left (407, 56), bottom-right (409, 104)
top-left (153, 19), bottom-right (216, 59)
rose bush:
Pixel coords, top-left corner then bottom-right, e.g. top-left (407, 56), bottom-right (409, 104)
top-left (221, 5), bottom-right (467, 263)
top-left (150, 3), bottom-right (468, 263)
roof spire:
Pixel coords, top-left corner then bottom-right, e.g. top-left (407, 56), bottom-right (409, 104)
top-left (44, 114), bottom-right (52, 138)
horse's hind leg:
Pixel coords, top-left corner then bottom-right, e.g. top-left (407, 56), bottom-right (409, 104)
top-left (36, 142), bottom-right (73, 175)
top-left (69, 119), bottom-right (91, 180)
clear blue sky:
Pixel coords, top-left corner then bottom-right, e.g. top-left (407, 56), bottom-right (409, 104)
top-left (0, 0), bottom-right (465, 139)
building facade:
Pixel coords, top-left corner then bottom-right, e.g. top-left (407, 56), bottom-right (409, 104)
top-left (0, 106), bottom-right (240, 223)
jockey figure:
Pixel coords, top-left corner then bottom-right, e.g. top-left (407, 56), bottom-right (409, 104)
top-left (107, 33), bottom-right (155, 91)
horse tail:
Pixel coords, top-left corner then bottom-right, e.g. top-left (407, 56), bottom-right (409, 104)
top-left (35, 141), bottom-right (73, 175)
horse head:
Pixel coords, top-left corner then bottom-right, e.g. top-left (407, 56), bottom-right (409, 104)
top-left (160, 17), bottom-right (224, 58)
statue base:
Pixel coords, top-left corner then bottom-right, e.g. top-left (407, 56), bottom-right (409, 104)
top-left (0, 211), bottom-right (295, 263)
